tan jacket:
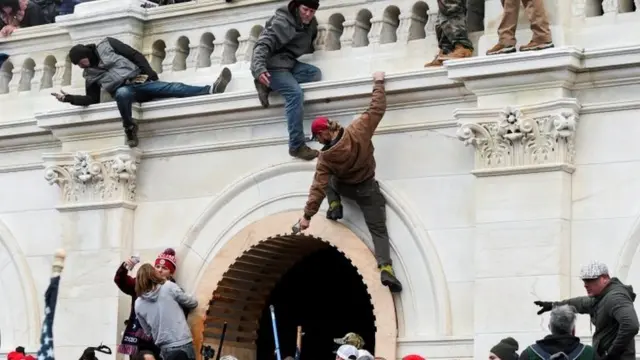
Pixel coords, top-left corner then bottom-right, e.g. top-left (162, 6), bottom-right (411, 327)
top-left (303, 81), bottom-right (387, 218)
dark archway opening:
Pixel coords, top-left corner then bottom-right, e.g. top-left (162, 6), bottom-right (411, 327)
top-left (255, 247), bottom-right (376, 360)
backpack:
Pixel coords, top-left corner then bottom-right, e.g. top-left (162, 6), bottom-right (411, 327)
top-left (527, 343), bottom-right (594, 360)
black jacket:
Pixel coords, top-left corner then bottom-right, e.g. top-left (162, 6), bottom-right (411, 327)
top-left (555, 278), bottom-right (639, 360)
top-left (519, 334), bottom-right (594, 360)
top-left (65, 37), bottom-right (158, 106)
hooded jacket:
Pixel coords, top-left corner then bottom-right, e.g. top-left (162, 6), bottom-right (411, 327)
top-left (554, 278), bottom-right (639, 360)
top-left (134, 281), bottom-right (198, 350)
top-left (250, 4), bottom-right (317, 79)
top-left (303, 81), bottom-right (386, 218)
top-left (519, 334), bottom-right (594, 360)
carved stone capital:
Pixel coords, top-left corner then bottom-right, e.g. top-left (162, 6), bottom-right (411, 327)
top-left (43, 146), bottom-right (142, 210)
top-left (456, 101), bottom-right (580, 177)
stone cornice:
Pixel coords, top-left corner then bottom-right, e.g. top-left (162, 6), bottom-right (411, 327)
top-left (35, 68), bottom-right (466, 141)
top-left (455, 98), bottom-right (581, 177)
top-left (42, 146), bottom-right (142, 210)
top-left (0, 25), bottom-right (70, 55)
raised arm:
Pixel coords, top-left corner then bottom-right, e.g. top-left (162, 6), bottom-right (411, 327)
top-left (113, 262), bottom-right (136, 296)
top-left (348, 72), bottom-right (387, 140)
top-left (534, 297), bottom-right (596, 315)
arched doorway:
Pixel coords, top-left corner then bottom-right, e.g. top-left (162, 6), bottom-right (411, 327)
top-left (189, 212), bottom-right (397, 360)
top-left (201, 235), bottom-right (376, 360)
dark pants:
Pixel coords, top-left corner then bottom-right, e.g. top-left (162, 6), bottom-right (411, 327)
top-left (325, 176), bottom-right (392, 267)
top-left (114, 81), bottom-right (211, 128)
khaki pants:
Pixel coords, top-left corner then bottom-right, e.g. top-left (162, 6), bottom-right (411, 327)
top-left (498, 0), bottom-right (552, 46)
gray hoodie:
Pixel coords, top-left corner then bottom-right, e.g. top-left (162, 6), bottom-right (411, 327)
top-left (134, 281), bottom-right (198, 349)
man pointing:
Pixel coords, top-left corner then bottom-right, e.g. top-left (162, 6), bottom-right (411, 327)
top-left (296, 71), bottom-right (402, 293)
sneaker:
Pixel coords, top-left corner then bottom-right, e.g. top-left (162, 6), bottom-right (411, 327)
top-left (254, 79), bottom-right (270, 108)
top-left (486, 43), bottom-right (516, 55)
top-left (289, 144), bottom-right (319, 161)
top-left (326, 201), bottom-right (343, 220)
top-left (211, 67), bottom-right (232, 94)
top-left (439, 44), bottom-right (473, 60)
top-left (424, 49), bottom-right (445, 67)
top-left (380, 265), bottom-right (402, 293)
top-left (520, 40), bottom-right (554, 52)
top-left (124, 124), bottom-right (139, 148)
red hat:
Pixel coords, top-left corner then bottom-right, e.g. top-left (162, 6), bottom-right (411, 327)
top-left (155, 248), bottom-right (177, 273)
top-left (311, 116), bottom-right (330, 140)
top-left (402, 356), bottom-right (426, 360)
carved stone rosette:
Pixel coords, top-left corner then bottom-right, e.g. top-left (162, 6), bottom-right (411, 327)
top-left (456, 106), bottom-right (578, 176)
top-left (43, 147), bottom-right (143, 209)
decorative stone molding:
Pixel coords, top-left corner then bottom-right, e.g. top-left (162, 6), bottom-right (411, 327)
top-left (456, 101), bottom-right (580, 177)
top-left (42, 146), bottom-right (142, 210)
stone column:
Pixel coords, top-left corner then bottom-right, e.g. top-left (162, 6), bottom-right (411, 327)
top-left (447, 48), bottom-right (582, 356)
top-left (42, 146), bottom-right (142, 360)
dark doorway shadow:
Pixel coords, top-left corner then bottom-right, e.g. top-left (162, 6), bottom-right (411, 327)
top-left (255, 247), bottom-right (376, 360)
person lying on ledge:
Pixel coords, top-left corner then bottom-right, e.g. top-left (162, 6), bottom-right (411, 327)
top-left (52, 37), bottom-right (232, 148)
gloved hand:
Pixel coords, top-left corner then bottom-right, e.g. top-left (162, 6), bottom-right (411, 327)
top-left (534, 300), bottom-right (553, 315)
top-left (326, 201), bottom-right (343, 220)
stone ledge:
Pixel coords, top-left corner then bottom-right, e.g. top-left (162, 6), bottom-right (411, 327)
top-left (35, 68), bottom-right (464, 141)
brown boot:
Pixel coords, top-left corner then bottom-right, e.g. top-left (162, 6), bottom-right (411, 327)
top-left (289, 145), bottom-right (319, 161)
top-left (486, 43), bottom-right (516, 55)
top-left (519, 40), bottom-right (554, 52)
top-left (425, 50), bottom-right (445, 67)
top-left (439, 44), bottom-right (473, 60)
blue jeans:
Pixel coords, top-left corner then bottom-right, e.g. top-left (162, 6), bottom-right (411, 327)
top-left (160, 342), bottom-right (196, 360)
top-left (269, 62), bottom-right (322, 151)
top-left (114, 81), bottom-right (210, 128)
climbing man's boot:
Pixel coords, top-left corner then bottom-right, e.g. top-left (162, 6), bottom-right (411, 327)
top-left (380, 264), bottom-right (402, 293)
top-left (326, 200), bottom-right (343, 220)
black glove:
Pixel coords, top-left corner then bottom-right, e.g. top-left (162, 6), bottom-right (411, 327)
top-left (534, 300), bottom-right (553, 315)
top-left (326, 201), bottom-right (343, 220)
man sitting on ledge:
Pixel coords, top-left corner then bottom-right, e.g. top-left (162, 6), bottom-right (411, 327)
top-left (52, 37), bottom-right (232, 147)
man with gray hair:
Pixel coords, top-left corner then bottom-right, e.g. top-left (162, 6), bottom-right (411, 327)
top-left (533, 261), bottom-right (639, 360)
top-left (520, 305), bottom-right (594, 360)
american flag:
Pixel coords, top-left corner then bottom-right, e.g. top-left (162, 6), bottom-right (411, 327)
top-left (36, 271), bottom-right (62, 360)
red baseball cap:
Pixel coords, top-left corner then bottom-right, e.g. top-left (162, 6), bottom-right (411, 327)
top-left (311, 116), bottom-right (330, 140)
top-left (402, 355), bottom-right (426, 360)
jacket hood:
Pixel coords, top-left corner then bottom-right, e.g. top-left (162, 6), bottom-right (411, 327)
top-left (602, 277), bottom-right (636, 301)
top-left (536, 334), bottom-right (582, 355)
top-left (140, 285), bottom-right (161, 302)
top-left (321, 128), bottom-right (354, 165)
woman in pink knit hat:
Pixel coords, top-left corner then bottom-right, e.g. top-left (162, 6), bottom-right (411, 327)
top-left (113, 248), bottom-right (190, 358)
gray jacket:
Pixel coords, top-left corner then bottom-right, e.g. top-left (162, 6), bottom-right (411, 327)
top-left (250, 5), bottom-right (317, 78)
top-left (134, 281), bottom-right (198, 350)
top-left (555, 278), bottom-right (639, 360)
top-left (84, 38), bottom-right (140, 94)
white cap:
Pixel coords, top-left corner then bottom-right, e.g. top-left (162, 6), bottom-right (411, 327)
top-left (337, 345), bottom-right (359, 360)
top-left (579, 261), bottom-right (609, 280)
top-left (357, 349), bottom-right (374, 360)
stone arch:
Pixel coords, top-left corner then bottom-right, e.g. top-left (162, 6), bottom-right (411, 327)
top-left (151, 40), bottom-right (167, 74)
top-left (353, 9), bottom-right (373, 47)
top-left (326, 13), bottom-right (345, 51)
top-left (180, 162), bottom-right (451, 358)
top-left (409, 1), bottom-right (429, 41)
top-left (0, 220), bottom-right (40, 352)
top-left (380, 6), bottom-right (401, 44)
top-left (194, 226), bottom-right (381, 360)
top-left (222, 29), bottom-right (241, 65)
top-left (173, 36), bottom-right (191, 71)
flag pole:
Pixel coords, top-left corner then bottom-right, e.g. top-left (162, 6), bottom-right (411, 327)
top-left (37, 249), bottom-right (66, 360)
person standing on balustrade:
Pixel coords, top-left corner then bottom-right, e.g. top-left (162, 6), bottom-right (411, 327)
top-left (424, 0), bottom-right (474, 67)
top-left (51, 37), bottom-right (232, 148)
top-left (486, 0), bottom-right (554, 55)
top-left (251, 0), bottom-right (322, 161)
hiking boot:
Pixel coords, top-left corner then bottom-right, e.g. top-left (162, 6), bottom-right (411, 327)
top-left (439, 44), bottom-right (473, 60)
top-left (486, 43), bottom-right (516, 55)
top-left (380, 265), bottom-right (402, 293)
top-left (289, 144), bottom-right (319, 161)
top-left (211, 67), bottom-right (232, 94)
top-left (519, 40), bottom-right (554, 52)
top-left (326, 201), bottom-right (343, 220)
top-left (424, 49), bottom-right (445, 67)
top-left (254, 79), bottom-right (270, 108)
top-left (124, 124), bottom-right (139, 148)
